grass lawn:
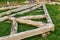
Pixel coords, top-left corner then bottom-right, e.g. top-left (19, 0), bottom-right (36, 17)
top-left (0, 4), bottom-right (60, 40)
top-left (0, 0), bottom-right (26, 6)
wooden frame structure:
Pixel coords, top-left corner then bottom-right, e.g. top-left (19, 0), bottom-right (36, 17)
top-left (0, 3), bottom-right (54, 40)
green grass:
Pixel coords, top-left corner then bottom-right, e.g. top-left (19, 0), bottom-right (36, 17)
top-left (0, 20), bottom-right (12, 37)
top-left (0, 4), bottom-right (60, 40)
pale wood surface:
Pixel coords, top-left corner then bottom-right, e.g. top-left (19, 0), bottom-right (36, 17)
top-left (18, 15), bottom-right (46, 20)
top-left (8, 17), bottom-right (45, 27)
top-left (43, 4), bottom-right (53, 23)
top-left (9, 4), bottom-right (42, 17)
top-left (0, 23), bottom-right (54, 40)
top-left (0, 4), bottom-right (37, 17)
top-left (0, 4), bottom-right (37, 10)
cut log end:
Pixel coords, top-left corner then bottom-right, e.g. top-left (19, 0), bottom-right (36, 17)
top-left (51, 25), bottom-right (55, 32)
top-left (41, 33), bottom-right (47, 38)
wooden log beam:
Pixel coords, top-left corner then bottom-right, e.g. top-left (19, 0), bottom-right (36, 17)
top-left (43, 4), bottom-right (52, 23)
top-left (0, 4), bottom-right (37, 10)
top-left (0, 23), bottom-right (54, 40)
top-left (43, 4), bottom-right (54, 31)
top-left (9, 4), bottom-right (42, 17)
top-left (8, 17), bottom-right (45, 27)
top-left (18, 15), bottom-right (46, 20)
top-left (10, 19), bottom-right (18, 35)
top-left (0, 4), bottom-right (37, 17)
top-left (0, 16), bottom-right (8, 22)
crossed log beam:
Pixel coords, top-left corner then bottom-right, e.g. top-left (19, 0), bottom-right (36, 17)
top-left (0, 4), bottom-right (54, 40)
top-left (0, 14), bottom-right (54, 40)
top-left (9, 4), bottom-right (42, 17)
top-left (10, 18), bottom-right (18, 35)
top-left (18, 15), bottom-right (46, 20)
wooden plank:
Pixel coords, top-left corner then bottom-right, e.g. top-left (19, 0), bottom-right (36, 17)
top-left (18, 15), bottom-right (46, 20)
top-left (9, 4), bottom-right (42, 17)
top-left (10, 19), bottom-right (18, 35)
top-left (0, 4), bottom-right (37, 17)
top-left (0, 23), bottom-right (54, 40)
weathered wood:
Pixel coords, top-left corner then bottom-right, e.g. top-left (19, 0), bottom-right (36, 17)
top-left (10, 19), bottom-right (18, 35)
top-left (0, 4), bottom-right (55, 40)
top-left (8, 17), bottom-right (45, 27)
top-left (0, 4), bottom-right (37, 17)
top-left (0, 4), bottom-right (37, 10)
top-left (0, 6), bottom-right (20, 10)
top-left (0, 16), bottom-right (8, 22)
top-left (18, 15), bottom-right (46, 20)
top-left (9, 4), bottom-right (42, 16)
top-left (43, 4), bottom-right (54, 31)
top-left (0, 23), bottom-right (54, 40)
top-left (7, 1), bottom-right (10, 6)
top-left (43, 4), bottom-right (52, 23)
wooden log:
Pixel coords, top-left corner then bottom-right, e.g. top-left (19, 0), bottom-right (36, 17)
top-left (43, 4), bottom-right (52, 23)
top-left (9, 4), bottom-right (42, 17)
top-left (18, 15), bottom-right (46, 20)
top-left (7, 1), bottom-right (10, 6)
top-left (0, 4), bottom-right (37, 17)
top-left (0, 23), bottom-right (54, 40)
top-left (8, 17), bottom-right (45, 27)
top-left (0, 4), bottom-right (37, 10)
top-left (10, 19), bottom-right (18, 35)
top-left (42, 4), bottom-right (54, 31)
top-left (0, 6), bottom-right (21, 10)
top-left (0, 16), bottom-right (8, 22)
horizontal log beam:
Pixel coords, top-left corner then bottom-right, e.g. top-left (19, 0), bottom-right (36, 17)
top-left (9, 4), bottom-right (42, 17)
top-left (0, 4), bottom-right (37, 17)
top-left (18, 15), bottom-right (46, 20)
top-left (0, 4), bottom-right (37, 10)
top-left (8, 17), bottom-right (45, 27)
top-left (0, 23), bottom-right (54, 40)
top-left (10, 19), bottom-right (18, 35)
